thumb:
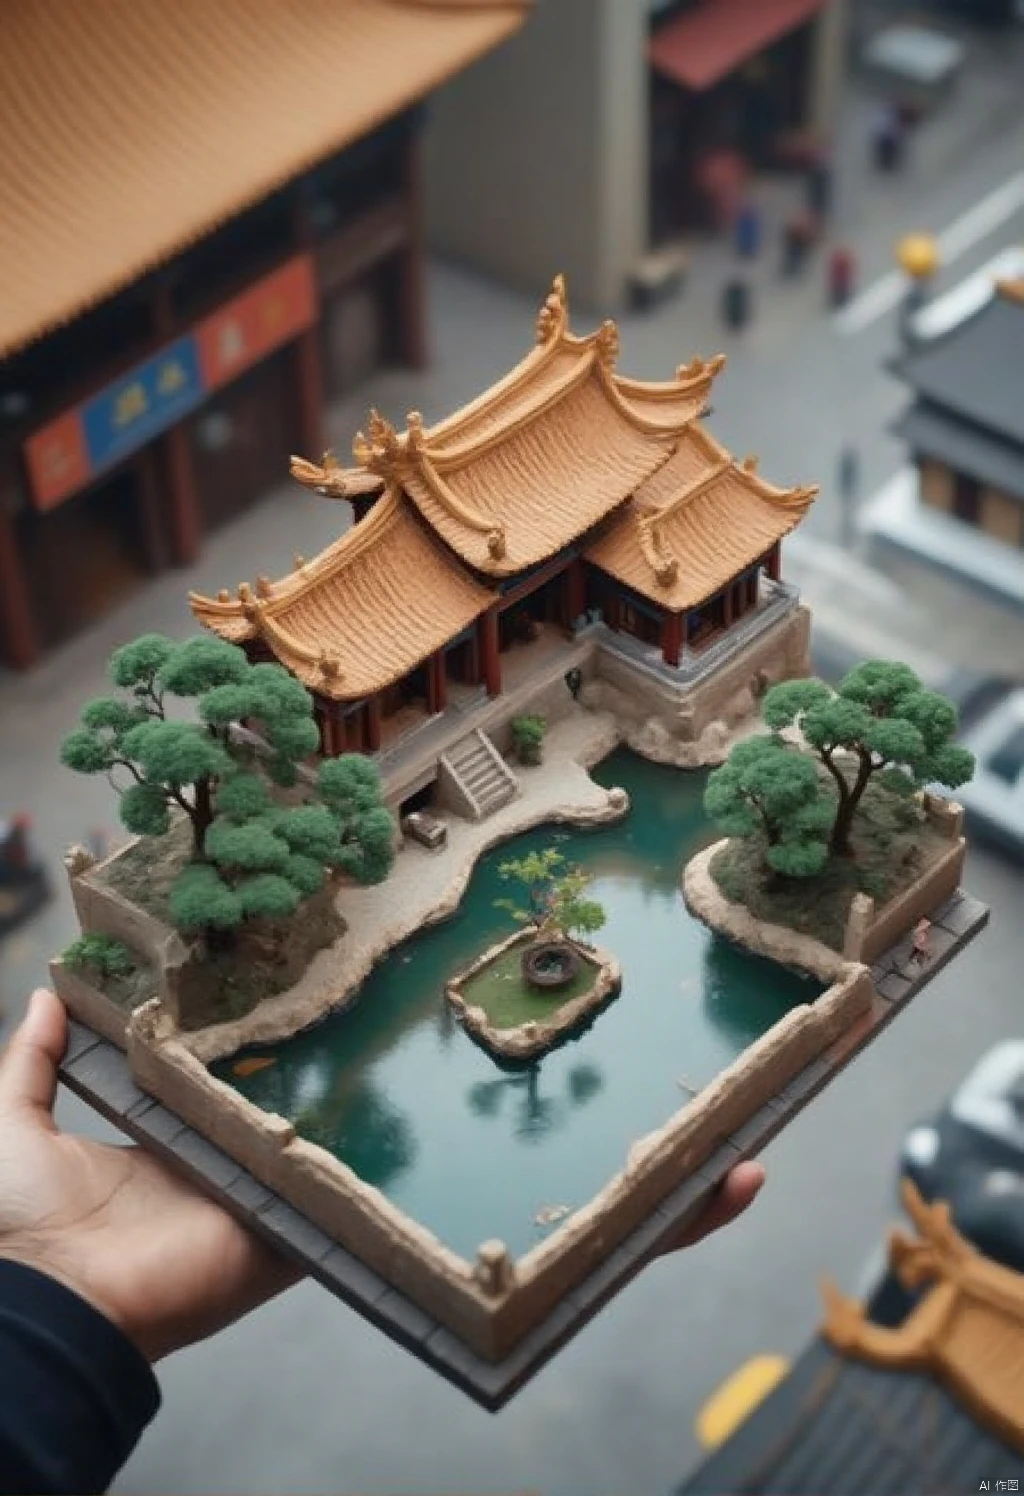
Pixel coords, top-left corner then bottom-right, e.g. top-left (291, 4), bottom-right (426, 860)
top-left (0, 989), bottom-right (67, 1125)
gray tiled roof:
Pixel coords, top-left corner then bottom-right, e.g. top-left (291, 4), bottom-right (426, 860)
top-left (893, 292), bottom-right (1024, 446)
top-left (895, 400), bottom-right (1024, 503)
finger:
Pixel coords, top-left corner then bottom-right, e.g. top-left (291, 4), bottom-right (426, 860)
top-left (657, 1161), bottom-right (766, 1256)
top-left (0, 988), bottom-right (67, 1125)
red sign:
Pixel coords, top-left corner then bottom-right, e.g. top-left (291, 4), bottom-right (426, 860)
top-left (24, 408), bottom-right (92, 512)
top-left (196, 254), bottom-right (318, 392)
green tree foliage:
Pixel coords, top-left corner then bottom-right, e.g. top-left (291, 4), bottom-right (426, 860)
top-left (64, 933), bottom-right (136, 981)
top-left (762, 661), bottom-right (975, 854)
top-left (510, 714), bottom-right (547, 766)
top-left (61, 634), bottom-right (397, 942)
top-left (704, 735), bottom-right (835, 878)
top-left (317, 755), bottom-right (395, 885)
top-left (495, 848), bottom-right (606, 939)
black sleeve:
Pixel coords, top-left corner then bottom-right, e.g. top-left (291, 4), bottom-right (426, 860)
top-left (0, 1258), bottom-right (160, 1495)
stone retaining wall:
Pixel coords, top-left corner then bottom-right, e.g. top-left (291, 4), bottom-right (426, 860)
top-left (127, 947), bottom-right (870, 1361)
top-left (50, 957), bottom-right (132, 1051)
top-left (66, 845), bottom-right (191, 977)
top-left (845, 836), bottom-right (966, 966)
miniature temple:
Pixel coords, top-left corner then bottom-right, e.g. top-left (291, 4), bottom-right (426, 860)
top-left (191, 276), bottom-right (817, 779)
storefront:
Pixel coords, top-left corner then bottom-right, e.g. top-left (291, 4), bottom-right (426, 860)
top-left (648, 0), bottom-right (826, 239)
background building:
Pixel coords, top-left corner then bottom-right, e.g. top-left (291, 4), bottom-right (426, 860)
top-left (894, 277), bottom-right (1024, 553)
top-left (425, 0), bottom-right (849, 309)
top-left (0, 0), bottom-right (528, 671)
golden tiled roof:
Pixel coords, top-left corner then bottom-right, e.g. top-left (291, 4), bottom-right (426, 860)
top-left (822, 1181), bottom-right (1024, 1455)
top-left (0, 0), bottom-right (529, 358)
top-left (342, 276), bottom-right (724, 576)
top-left (189, 488), bottom-right (494, 701)
top-left (585, 424), bottom-right (817, 612)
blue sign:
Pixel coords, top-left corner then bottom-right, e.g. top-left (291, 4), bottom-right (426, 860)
top-left (82, 336), bottom-right (206, 471)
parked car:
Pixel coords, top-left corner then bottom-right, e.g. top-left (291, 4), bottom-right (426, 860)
top-left (953, 688), bottom-right (1024, 863)
top-left (0, 815), bottom-right (50, 937)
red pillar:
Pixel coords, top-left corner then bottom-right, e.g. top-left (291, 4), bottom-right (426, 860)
top-left (766, 543), bottom-right (781, 582)
top-left (135, 448), bottom-right (168, 573)
top-left (566, 558), bottom-right (586, 630)
top-left (366, 696), bottom-right (382, 752)
top-left (746, 572), bottom-right (758, 609)
top-left (153, 283), bottom-right (201, 565)
top-left (480, 609), bottom-right (501, 697)
top-left (0, 502), bottom-right (37, 669)
top-left (432, 652), bottom-right (448, 712)
top-left (661, 611), bottom-right (683, 668)
top-left (400, 128), bottom-right (429, 370)
top-left (723, 583), bottom-right (735, 629)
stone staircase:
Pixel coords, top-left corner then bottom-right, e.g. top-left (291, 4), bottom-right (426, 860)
top-left (439, 729), bottom-right (519, 822)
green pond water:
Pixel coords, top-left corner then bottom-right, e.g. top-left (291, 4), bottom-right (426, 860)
top-left (216, 751), bottom-right (823, 1259)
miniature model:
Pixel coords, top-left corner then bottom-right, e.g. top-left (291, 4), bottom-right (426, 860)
top-left (694, 660), bottom-right (974, 957)
top-left (58, 632), bottom-right (394, 1028)
top-left (53, 276), bottom-right (988, 1393)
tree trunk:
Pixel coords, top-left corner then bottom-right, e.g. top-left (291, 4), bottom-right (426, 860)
top-left (830, 755), bottom-right (873, 855)
top-left (192, 776), bottom-right (214, 853)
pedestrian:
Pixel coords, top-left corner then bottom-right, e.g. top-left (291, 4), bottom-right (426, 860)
top-left (805, 154), bottom-right (833, 220)
top-left (872, 102), bottom-right (904, 173)
top-left (781, 211), bottom-right (816, 277)
top-left (827, 244), bottom-right (856, 308)
top-left (734, 200), bottom-right (762, 259)
top-left (837, 445), bottom-right (860, 549)
top-left (721, 277), bottom-right (753, 331)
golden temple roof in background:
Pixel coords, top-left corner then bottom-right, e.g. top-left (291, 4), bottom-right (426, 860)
top-left (0, 0), bottom-right (529, 358)
top-left (192, 277), bottom-right (816, 700)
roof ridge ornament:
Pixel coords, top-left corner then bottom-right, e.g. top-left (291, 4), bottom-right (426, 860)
top-left (637, 513), bottom-right (679, 587)
top-left (405, 410), bottom-right (426, 453)
top-left (290, 453), bottom-right (349, 497)
top-left (595, 319), bottom-right (620, 367)
top-left (353, 408), bottom-right (402, 475)
top-left (535, 273), bottom-right (569, 345)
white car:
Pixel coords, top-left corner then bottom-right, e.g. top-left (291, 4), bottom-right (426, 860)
top-left (956, 688), bottom-right (1024, 862)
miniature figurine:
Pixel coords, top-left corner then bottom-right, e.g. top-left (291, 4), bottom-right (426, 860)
top-left (909, 917), bottom-right (932, 967)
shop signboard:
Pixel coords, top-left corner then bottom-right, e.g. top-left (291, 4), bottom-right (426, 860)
top-left (24, 254), bottom-right (317, 511)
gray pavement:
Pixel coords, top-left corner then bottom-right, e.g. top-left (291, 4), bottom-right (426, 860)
top-left (3, 37), bottom-right (1024, 1495)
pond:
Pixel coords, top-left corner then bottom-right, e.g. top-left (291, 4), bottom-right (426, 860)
top-left (215, 750), bottom-right (823, 1259)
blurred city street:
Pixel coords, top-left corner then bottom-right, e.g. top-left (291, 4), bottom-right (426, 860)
top-left (3, 17), bottom-right (1024, 1493)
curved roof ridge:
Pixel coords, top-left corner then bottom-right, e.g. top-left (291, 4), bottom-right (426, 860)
top-left (613, 351), bottom-right (726, 404)
top-left (424, 346), bottom-right (597, 469)
top-left (406, 442), bottom-right (508, 556)
top-left (290, 454), bottom-right (385, 501)
top-left (647, 457), bottom-right (732, 528)
top-left (595, 355), bottom-right (707, 439)
top-left (422, 273), bottom-right (577, 447)
top-left (635, 511), bottom-right (679, 587)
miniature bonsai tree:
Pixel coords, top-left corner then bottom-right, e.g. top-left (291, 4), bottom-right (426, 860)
top-left (510, 714), bottom-right (547, 767)
top-left (495, 848), bottom-right (605, 941)
top-left (704, 735), bottom-right (836, 878)
top-left (61, 632), bottom-right (395, 944)
top-left (761, 661), bottom-right (975, 856)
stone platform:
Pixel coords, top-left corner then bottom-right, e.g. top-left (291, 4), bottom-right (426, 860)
top-left (57, 890), bottom-right (988, 1411)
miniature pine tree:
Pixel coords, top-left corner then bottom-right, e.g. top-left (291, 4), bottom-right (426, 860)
top-left (317, 754), bottom-right (396, 885)
top-left (762, 662), bottom-right (975, 855)
top-left (60, 633), bottom-right (398, 942)
top-left (704, 735), bottom-right (835, 878)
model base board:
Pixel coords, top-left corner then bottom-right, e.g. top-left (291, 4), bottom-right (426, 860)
top-left (58, 889), bottom-right (988, 1410)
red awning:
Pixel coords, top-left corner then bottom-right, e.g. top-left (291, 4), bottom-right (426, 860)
top-left (649, 0), bottom-right (825, 93)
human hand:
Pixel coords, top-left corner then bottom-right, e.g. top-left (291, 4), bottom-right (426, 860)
top-left (654, 1160), bottom-right (765, 1256)
top-left (0, 988), bottom-right (301, 1363)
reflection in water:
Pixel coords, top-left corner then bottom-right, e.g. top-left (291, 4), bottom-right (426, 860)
top-left (702, 934), bottom-right (818, 1051)
top-left (467, 1062), bottom-right (606, 1142)
top-left (217, 750), bottom-right (823, 1257)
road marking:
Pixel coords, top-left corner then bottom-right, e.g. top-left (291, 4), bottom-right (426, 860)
top-left (834, 171), bottom-right (1024, 335)
top-left (910, 246), bottom-right (1024, 340)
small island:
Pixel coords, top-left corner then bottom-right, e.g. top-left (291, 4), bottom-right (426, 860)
top-left (446, 849), bottom-right (621, 1061)
top-left (685, 660), bottom-right (975, 977)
